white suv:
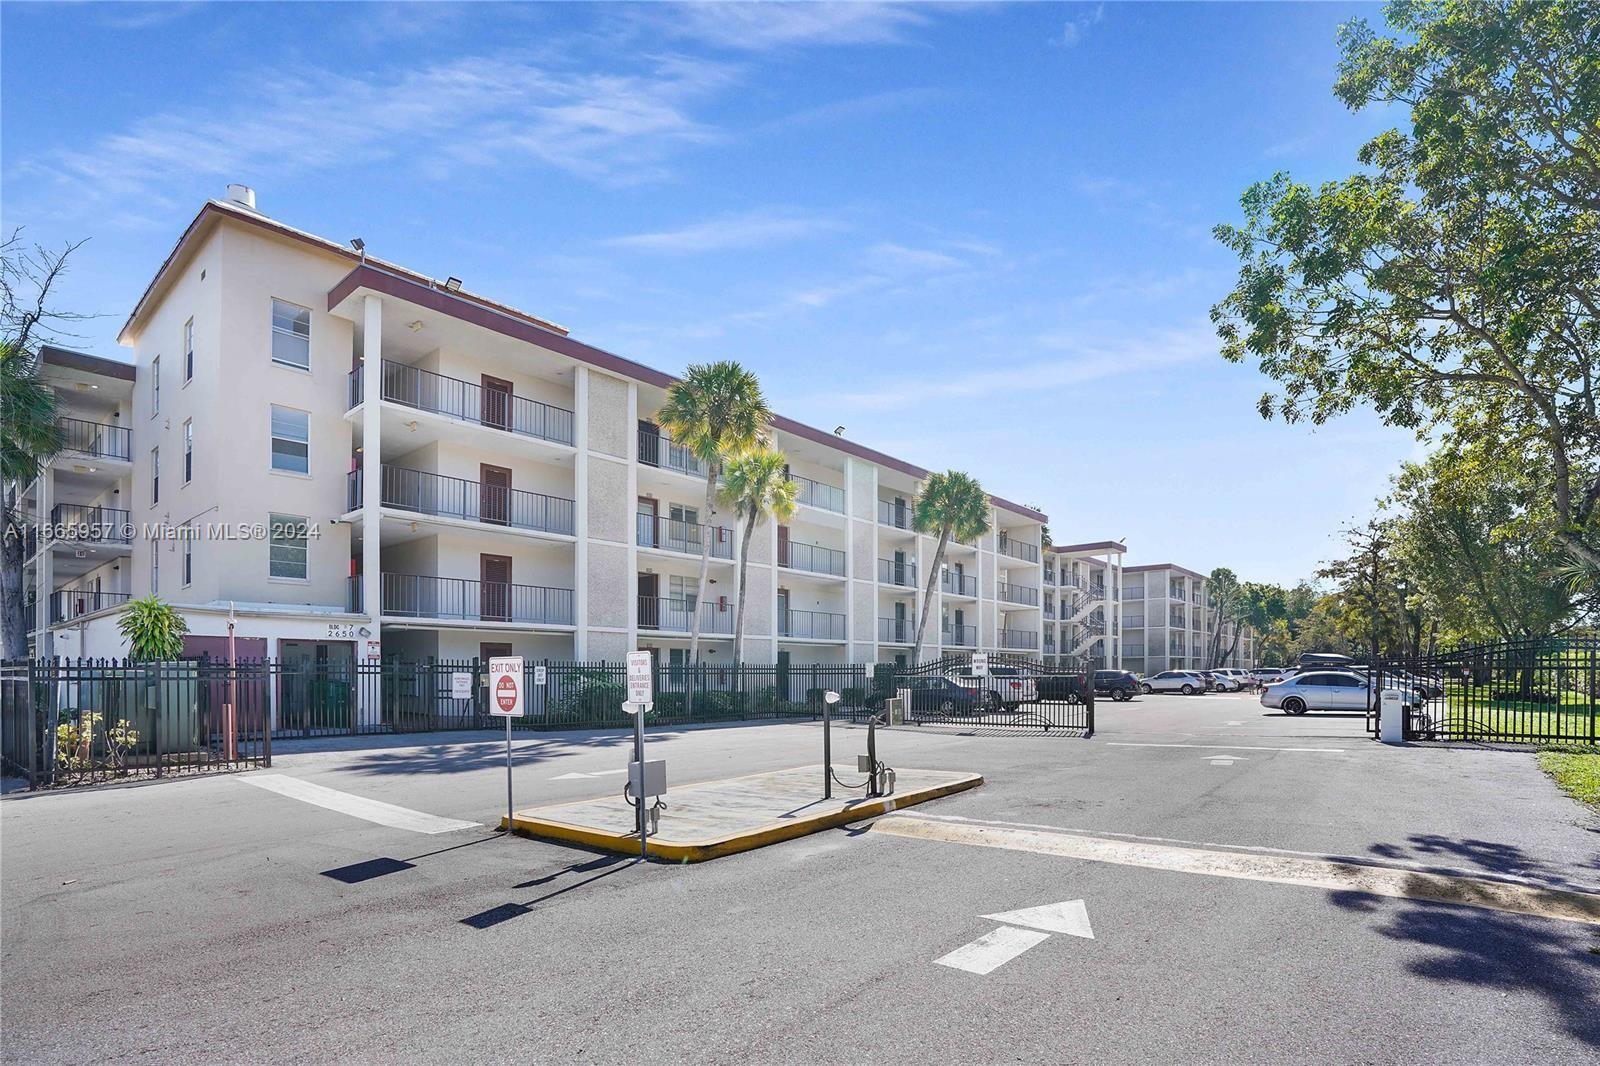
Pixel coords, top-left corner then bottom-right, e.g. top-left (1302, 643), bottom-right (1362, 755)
top-left (1140, 670), bottom-right (1207, 695)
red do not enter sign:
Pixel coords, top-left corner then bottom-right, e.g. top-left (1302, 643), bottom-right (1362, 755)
top-left (488, 656), bottom-right (524, 717)
top-left (496, 675), bottom-right (518, 713)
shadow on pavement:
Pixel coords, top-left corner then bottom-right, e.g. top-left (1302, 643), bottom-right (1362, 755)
top-left (1330, 834), bottom-right (1600, 1049)
top-left (461, 859), bottom-right (636, 929)
top-left (321, 832), bottom-right (503, 884)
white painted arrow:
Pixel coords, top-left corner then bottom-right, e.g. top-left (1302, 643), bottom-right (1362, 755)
top-left (936, 899), bottom-right (1093, 974)
top-left (551, 769), bottom-right (630, 781)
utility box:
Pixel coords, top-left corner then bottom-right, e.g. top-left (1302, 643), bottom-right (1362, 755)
top-left (629, 758), bottom-right (667, 799)
top-left (1379, 689), bottom-right (1405, 745)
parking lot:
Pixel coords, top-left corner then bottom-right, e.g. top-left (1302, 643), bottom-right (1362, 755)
top-left (4, 692), bottom-right (1597, 1064)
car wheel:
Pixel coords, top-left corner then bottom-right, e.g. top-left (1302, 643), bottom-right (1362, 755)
top-left (938, 698), bottom-right (956, 715)
top-left (1180, 684), bottom-right (1195, 695)
top-left (1140, 683), bottom-right (1153, 694)
top-left (1282, 697), bottom-right (1307, 715)
top-left (1113, 689), bottom-right (1130, 702)
top-left (983, 691), bottom-right (1002, 711)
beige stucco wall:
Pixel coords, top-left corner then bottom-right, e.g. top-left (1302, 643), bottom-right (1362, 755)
top-left (585, 542), bottom-right (629, 628)
top-left (586, 458), bottom-right (629, 543)
top-left (586, 372), bottom-right (629, 458)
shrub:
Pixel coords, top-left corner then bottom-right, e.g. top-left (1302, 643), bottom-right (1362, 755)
top-left (117, 596), bottom-right (188, 660)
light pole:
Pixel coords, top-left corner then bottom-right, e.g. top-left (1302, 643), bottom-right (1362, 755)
top-left (822, 689), bottom-right (841, 799)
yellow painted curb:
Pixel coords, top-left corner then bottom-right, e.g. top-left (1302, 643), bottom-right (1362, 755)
top-left (501, 772), bottom-right (984, 862)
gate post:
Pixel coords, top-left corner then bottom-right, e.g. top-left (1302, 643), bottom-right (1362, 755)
top-left (1083, 665), bottom-right (1095, 737)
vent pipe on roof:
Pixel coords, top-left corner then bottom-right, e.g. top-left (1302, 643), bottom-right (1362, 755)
top-left (225, 184), bottom-right (257, 211)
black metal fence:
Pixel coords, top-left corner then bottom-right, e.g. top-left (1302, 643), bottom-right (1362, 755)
top-left (1377, 637), bottom-right (1599, 744)
top-left (892, 652), bottom-right (1093, 735)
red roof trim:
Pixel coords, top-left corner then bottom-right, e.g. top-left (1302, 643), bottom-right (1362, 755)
top-left (1123, 563), bottom-right (1208, 580)
top-left (328, 263), bottom-right (1048, 523)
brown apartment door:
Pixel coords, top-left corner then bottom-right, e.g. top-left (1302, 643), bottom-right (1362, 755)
top-left (480, 463), bottom-right (511, 525)
top-left (637, 572), bottom-right (659, 629)
top-left (480, 554), bottom-right (512, 622)
top-left (638, 420), bottom-right (661, 466)
top-left (481, 374), bottom-right (513, 430)
top-left (777, 525), bottom-right (790, 568)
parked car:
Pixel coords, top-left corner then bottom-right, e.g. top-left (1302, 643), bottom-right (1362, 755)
top-left (1251, 667), bottom-right (1289, 684)
top-left (895, 675), bottom-right (982, 717)
top-left (1382, 669), bottom-right (1444, 699)
top-left (1214, 668), bottom-right (1254, 689)
top-left (948, 667), bottom-right (1038, 711)
top-left (1208, 671), bottom-right (1243, 692)
top-left (1031, 671), bottom-right (1088, 703)
top-left (1140, 670), bottom-right (1208, 695)
top-left (1092, 669), bottom-right (1140, 701)
top-left (1260, 670), bottom-right (1417, 715)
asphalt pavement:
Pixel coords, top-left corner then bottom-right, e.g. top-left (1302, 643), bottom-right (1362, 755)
top-left (4, 691), bottom-right (1597, 1064)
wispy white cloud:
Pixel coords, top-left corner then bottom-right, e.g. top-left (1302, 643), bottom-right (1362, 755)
top-left (833, 321), bottom-right (1220, 413)
top-left (1057, 2), bottom-right (1105, 48)
top-left (601, 210), bottom-right (842, 253)
top-left (22, 51), bottom-right (733, 217)
top-left (94, 2), bottom-right (206, 30)
top-left (655, 2), bottom-right (929, 51)
top-left (762, 87), bottom-right (951, 131)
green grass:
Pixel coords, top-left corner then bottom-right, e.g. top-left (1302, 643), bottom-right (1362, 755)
top-left (1438, 683), bottom-right (1597, 742)
top-left (1538, 746), bottom-right (1600, 812)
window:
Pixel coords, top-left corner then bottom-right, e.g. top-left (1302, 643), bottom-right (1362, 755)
top-left (151, 447), bottom-right (160, 504)
top-left (183, 319), bottom-right (194, 382)
top-left (269, 513), bottom-right (308, 580)
top-left (270, 406), bottom-right (310, 473)
top-left (151, 546), bottom-right (159, 595)
top-left (150, 355), bottom-right (160, 414)
top-left (182, 532), bottom-right (193, 587)
top-left (182, 420), bottom-right (193, 483)
top-left (669, 574), bottom-right (697, 609)
top-left (271, 299), bottom-right (310, 369)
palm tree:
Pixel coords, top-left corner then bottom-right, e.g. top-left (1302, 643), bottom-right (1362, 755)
top-left (656, 361), bottom-right (771, 662)
top-left (1, 343), bottom-right (64, 658)
top-left (911, 471), bottom-right (992, 659)
top-left (719, 446), bottom-right (797, 664)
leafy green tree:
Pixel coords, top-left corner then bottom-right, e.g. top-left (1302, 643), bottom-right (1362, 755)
top-left (1213, 0), bottom-right (1600, 573)
top-left (656, 361), bottom-right (771, 662)
top-left (117, 596), bottom-right (189, 660)
top-left (910, 471), bottom-right (992, 657)
top-left (1, 232), bottom-right (85, 659)
top-left (1205, 567), bottom-right (1245, 667)
top-left (718, 446), bottom-right (797, 665)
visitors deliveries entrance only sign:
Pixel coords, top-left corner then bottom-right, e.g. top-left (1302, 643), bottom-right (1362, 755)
top-left (489, 657), bottom-right (524, 717)
top-left (626, 650), bottom-right (654, 707)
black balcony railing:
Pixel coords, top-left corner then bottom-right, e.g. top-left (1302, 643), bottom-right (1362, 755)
top-left (349, 466), bottom-right (576, 536)
top-left (636, 513), bottom-right (733, 559)
top-left (51, 589), bottom-right (131, 624)
top-left (940, 571), bottom-right (977, 597)
top-left (996, 581), bottom-right (1039, 606)
top-left (878, 617), bottom-right (915, 644)
top-left (997, 537), bottom-right (1041, 563)
top-left (347, 365), bottom-right (364, 409)
top-left (791, 473), bottom-right (845, 513)
top-left (877, 557), bottom-right (917, 587)
top-left (46, 504), bottom-right (133, 545)
top-left (637, 428), bottom-right (708, 478)
top-left (346, 576), bottom-right (363, 613)
top-left (381, 573), bottom-right (574, 625)
top-left (942, 624), bottom-right (977, 647)
top-left (636, 596), bottom-right (734, 635)
top-left (1001, 629), bottom-right (1039, 650)
top-left (779, 540), bottom-right (846, 577)
top-left (877, 499), bottom-right (914, 530)
top-left (380, 361), bottom-right (575, 446)
top-left (56, 417), bottom-right (132, 463)
top-left (778, 609), bottom-right (846, 640)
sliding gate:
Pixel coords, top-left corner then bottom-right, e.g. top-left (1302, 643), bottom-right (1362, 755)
top-left (893, 653), bottom-right (1092, 735)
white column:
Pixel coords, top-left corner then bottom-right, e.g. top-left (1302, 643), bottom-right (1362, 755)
top-left (36, 469), bottom-right (53, 654)
top-left (573, 367), bottom-right (590, 659)
top-left (360, 295), bottom-right (382, 634)
top-left (623, 379), bottom-right (636, 656)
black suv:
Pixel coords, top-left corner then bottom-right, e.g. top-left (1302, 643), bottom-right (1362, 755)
top-left (1092, 670), bottom-right (1140, 701)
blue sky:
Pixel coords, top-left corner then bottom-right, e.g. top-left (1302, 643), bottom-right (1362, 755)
top-left (1, 1), bottom-right (1417, 585)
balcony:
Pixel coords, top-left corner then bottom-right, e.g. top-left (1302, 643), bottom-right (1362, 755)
top-left (351, 466), bottom-right (576, 536)
top-left (51, 588), bottom-right (130, 624)
top-left (45, 504), bottom-right (133, 547)
top-left (877, 499), bottom-right (914, 531)
top-left (373, 361), bottom-right (576, 446)
top-left (779, 540), bottom-right (846, 577)
top-left (381, 573), bottom-right (575, 625)
top-left (638, 428), bottom-right (708, 479)
top-left (997, 537), bottom-right (1040, 564)
top-left (878, 616), bottom-right (915, 644)
top-left (1001, 629), bottom-right (1039, 650)
top-left (942, 623), bottom-right (977, 647)
top-left (877, 557), bottom-right (917, 588)
top-left (941, 571), bottom-right (978, 597)
top-left (57, 417), bottom-right (132, 463)
top-left (778, 608), bottom-right (846, 641)
top-left (636, 513), bottom-right (734, 559)
top-left (996, 582), bottom-right (1039, 607)
top-left (790, 473), bottom-right (845, 514)
top-left (637, 596), bottom-right (733, 635)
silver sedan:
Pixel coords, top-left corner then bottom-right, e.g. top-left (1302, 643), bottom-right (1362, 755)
top-left (1260, 671), bottom-right (1415, 715)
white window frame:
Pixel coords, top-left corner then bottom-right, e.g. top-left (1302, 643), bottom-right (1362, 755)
top-left (151, 447), bottom-right (160, 504)
top-left (271, 299), bottom-right (311, 371)
top-left (269, 513), bottom-right (309, 581)
top-left (182, 420), bottom-right (193, 484)
top-left (269, 405), bottom-right (310, 474)
top-left (150, 355), bottom-right (160, 415)
top-left (182, 531), bottom-right (193, 588)
top-left (183, 318), bottom-right (194, 383)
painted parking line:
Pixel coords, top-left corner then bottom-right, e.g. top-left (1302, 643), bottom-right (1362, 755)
top-left (239, 775), bottom-right (481, 835)
top-left (872, 815), bottom-right (1600, 927)
top-left (1106, 742), bottom-right (1346, 753)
